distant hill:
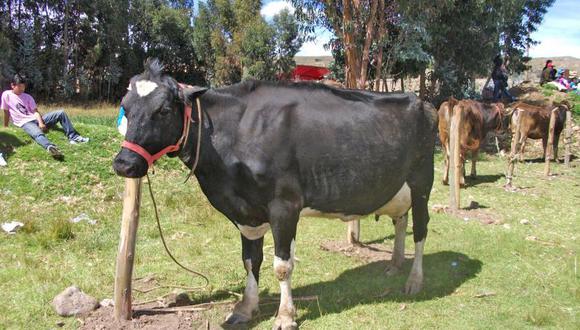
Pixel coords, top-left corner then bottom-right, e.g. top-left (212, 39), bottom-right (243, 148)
top-left (294, 56), bottom-right (333, 68)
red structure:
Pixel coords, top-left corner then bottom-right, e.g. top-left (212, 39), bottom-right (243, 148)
top-left (290, 65), bottom-right (330, 81)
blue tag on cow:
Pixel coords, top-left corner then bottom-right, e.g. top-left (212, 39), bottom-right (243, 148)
top-left (117, 106), bottom-right (127, 136)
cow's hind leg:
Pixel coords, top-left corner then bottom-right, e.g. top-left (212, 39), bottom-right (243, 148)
top-left (385, 213), bottom-right (408, 276)
top-left (406, 159), bottom-right (433, 295)
top-left (225, 235), bottom-right (264, 324)
top-left (442, 143), bottom-right (450, 185)
top-left (470, 149), bottom-right (478, 178)
top-left (270, 198), bottom-right (300, 330)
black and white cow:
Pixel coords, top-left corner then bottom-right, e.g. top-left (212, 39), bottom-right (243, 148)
top-left (113, 60), bottom-right (437, 329)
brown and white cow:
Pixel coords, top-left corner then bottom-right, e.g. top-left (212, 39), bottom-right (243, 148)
top-left (438, 98), bottom-right (506, 185)
top-left (509, 101), bottom-right (571, 161)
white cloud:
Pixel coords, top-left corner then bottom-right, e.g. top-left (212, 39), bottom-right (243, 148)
top-left (296, 40), bottom-right (332, 56)
top-left (529, 37), bottom-right (580, 58)
top-left (261, 1), bottom-right (294, 19)
top-left (296, 30), bottom-right (333, 56)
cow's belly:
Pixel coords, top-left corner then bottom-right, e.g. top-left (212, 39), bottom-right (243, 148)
top-left (300, 182), bottom-right (411, 220)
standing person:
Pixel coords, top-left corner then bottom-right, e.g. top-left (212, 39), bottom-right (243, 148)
top-left (1, 74), bottom-right (88, 159)
top-left (491, 55), bottom-right (516, 102)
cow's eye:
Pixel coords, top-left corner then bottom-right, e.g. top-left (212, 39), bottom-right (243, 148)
top-left (158, 106), bottom-right (171, 116)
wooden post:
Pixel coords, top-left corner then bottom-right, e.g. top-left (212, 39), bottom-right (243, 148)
top-left (544, 108), bottom-right (557, 176)
top-left (506, 110), bottom-right (522, 187)
top-left (565, 110), bottom-right (572, 168)
top-left (114, 178), bottom-right (142, 320)
top-left (449, 104), bottom-right (462, 210)
top-left (347, 220), bottom-right (360, 244)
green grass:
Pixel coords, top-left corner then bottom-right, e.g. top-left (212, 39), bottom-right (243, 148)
top-left (0, 107), bottom-right (579, 329)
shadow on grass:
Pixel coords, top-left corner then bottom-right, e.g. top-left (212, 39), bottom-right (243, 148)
top-left (0, 131), bottom-right (26, 159)
top-left (219, 250), bottom-right (482, 328)
top-left (464, 174), bottom-right (504, 187)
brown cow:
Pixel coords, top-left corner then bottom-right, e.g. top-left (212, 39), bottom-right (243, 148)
top-left (509, 101), bottom-right (571, 161)
top-left (439, 98), bottom-right (506, 185)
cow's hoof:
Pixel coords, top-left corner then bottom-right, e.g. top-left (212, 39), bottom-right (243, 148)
top-left (385, 264), bottom-right (401, 276)
top-left (404, 276), bottom-right (423, 295)
top-left (441, 179), bottom-right (449, 186)
top-left (272, 315), bottom-right (298, 330)
top-left (225, 312), bottom-right (252, 325)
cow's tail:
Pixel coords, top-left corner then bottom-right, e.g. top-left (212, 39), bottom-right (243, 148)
top-left (448, 96), bottom-right (458, 119)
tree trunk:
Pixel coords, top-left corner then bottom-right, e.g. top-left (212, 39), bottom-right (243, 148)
top-left (63, 0), bottom-right (69, 78)
top-left (400, 76), bottom-right (405, 92)
top-left (374, 0), bottom-right (385, 92)
top-left (419, 70), bottom-right (426, 99)
top-left (342, 0), bottom-right (358, 88)
top-left (357, 0), bottom-right (378, 90)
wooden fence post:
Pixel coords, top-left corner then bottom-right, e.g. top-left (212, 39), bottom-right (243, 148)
top-left (114, 178), bottom-right (142, 321)
top-left (449, 104), bottom-right (462, 210)
top-left (544, 108), bottom-right (558, 176)
top-left (506, 110), bottom-right (522, 188)
top-left (565, 110), bottom-right (572, 168)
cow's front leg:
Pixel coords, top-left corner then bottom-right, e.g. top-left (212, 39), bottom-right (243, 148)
top-left (385, 214), bottom-right (408, 276)
top-left (225, 235), bottom-right (264, 324)
top-left (270, 199), bottom-right (299, 330)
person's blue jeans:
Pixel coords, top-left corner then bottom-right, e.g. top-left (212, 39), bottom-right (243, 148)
top-left (493, 79), bottom-right (515, 102)
top-left (21, 110), bottom-right (80, 149)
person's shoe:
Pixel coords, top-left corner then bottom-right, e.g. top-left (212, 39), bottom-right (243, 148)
top-left (69, 135), bottom-right (89, 144)
top-left (47, 145), bottom-right (64, 160)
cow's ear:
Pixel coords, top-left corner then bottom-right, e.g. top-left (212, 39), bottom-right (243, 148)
top-left (182, 86), bottom-right (208, 104)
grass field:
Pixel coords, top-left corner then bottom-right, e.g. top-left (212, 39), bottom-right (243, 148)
top-left (0, 104), bottom-right (578, 329)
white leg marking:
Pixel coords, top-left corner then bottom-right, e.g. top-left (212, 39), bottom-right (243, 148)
top-left (386, 214), bottom-right (408, 276)
top-left (405, 239), bottom-right (425, 295)
top-left (236, 222), bottom-right (270, 240)
top-left (226, 259), bottom-right (259, 324)
top-left (135, 80), bottom-right (158, 97)
top-left (273, 239), bottom-right (297, 329)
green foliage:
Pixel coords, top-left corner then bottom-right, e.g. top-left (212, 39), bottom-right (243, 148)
top-left (272, 9), bottom-right (303, 78)
top-left (241, 20), bottom-right (275, 80)
top-left (192, 0), bottom-right (301, 85)
top-left (398, 0), bottom-right (555, 102)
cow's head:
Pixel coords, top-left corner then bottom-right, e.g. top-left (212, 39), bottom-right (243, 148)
top-left (113, 59), bottom-right (207, 178)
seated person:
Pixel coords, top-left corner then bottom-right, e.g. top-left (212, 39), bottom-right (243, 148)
top-left (1, 74), bottom-right (88, 159)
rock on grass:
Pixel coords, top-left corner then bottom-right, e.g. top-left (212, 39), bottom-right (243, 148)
top-left (52, 286), bottom-right (99, 317)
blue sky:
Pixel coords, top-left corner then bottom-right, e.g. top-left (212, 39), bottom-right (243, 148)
top-left (529, 0), bottom-right (580, 57)
top-left (261, 0), bottom-right (579, 58)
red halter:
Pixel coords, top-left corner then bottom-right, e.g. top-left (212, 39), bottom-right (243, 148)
top-left (121, 84), bottom-right (194, 167)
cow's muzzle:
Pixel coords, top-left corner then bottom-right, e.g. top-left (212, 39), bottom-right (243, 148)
top-left (113, 149), bottom-right (148, 178)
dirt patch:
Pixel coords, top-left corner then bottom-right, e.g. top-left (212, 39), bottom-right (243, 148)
top-left (432, 202), bottom-right (502, 225)
top-left (79, 303), bottom-right (232, 330)
top-left (319, 240), bottom-right (400, 263)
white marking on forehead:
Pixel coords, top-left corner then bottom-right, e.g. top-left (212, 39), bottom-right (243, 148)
top-left (236, 222), bottom-right (270, 240)
top-left (135, 80), bottom-right (158, 97)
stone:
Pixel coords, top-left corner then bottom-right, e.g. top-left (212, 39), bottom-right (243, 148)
top-left (52, 286), bottom-right (99, 317)
top-left (99, 298), bottom-right (114, 307)
top-left (162, 289), bottom-right (192, 307)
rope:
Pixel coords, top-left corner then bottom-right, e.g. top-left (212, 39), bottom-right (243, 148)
top-left (146, 172), bottom-right (210, 288)
top-left (141, 99), bottom-right (209, 289)
top-left (185, 98), bottom-right (203, 183)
